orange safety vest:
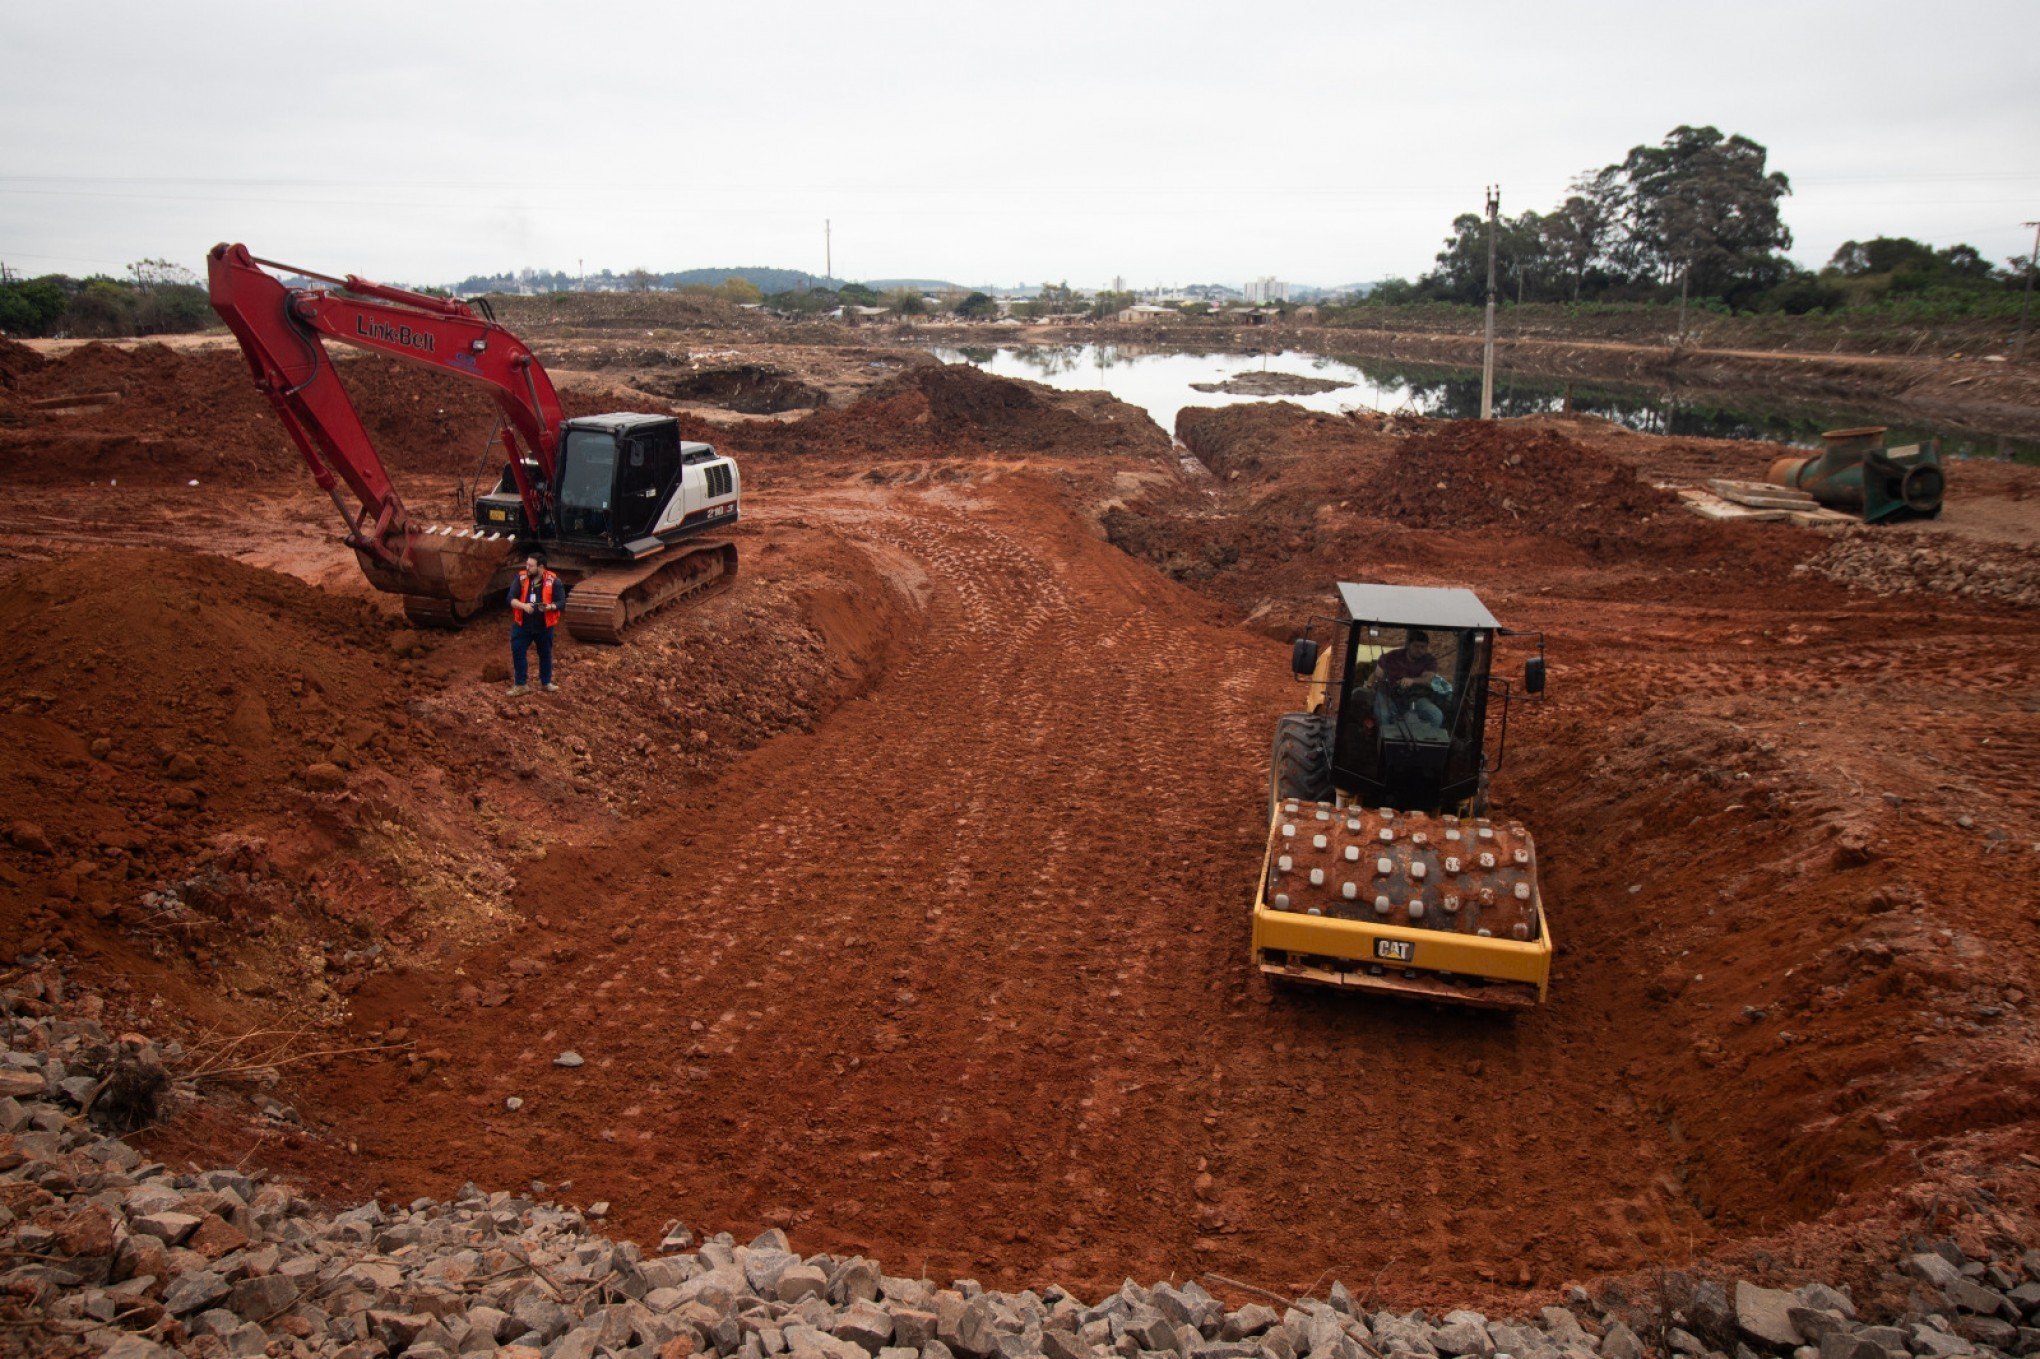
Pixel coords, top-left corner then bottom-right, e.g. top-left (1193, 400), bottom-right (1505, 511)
top-left (517, 570), bottom-right (561, 628)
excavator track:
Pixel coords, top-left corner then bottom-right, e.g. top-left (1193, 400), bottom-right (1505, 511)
top-left (562, 540), bottom-right (737, 645)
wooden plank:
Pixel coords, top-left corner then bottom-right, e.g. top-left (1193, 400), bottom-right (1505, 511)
top-left (1706, 478), bottom-right (1819, 509)
top-left (24, 390), bottom-right (122, 411)
top-left (1709, 477), bottom-right (1801, 494)
top-left (1681, 497), bottom-right (1794, 523)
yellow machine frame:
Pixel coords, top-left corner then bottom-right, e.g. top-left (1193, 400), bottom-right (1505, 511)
top-left (1253, 622), bottom-right (1553, 1009)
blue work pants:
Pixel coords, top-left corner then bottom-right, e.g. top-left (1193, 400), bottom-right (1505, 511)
top-left (512, 624), bottom-right (556, 686)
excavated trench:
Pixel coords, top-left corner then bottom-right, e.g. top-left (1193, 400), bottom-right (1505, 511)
top-left (238, 472), bottom-right (2036, 1307)
top-left (661, 364), bottom-right (830, 414)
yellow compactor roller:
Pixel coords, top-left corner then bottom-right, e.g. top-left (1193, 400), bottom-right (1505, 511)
top-left (1252, 583), bottom-right (1553, 1009)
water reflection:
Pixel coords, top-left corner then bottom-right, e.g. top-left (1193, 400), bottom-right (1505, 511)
top-left (930, 344), bottom-right (2039, 464)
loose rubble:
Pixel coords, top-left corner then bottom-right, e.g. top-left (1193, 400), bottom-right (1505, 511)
top-left (6, 974), bottom-right (2040, 1359)
top-left (1798, 531), bottom-right (2040, 608)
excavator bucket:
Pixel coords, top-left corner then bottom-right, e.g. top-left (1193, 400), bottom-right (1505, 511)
top-left (355, 526), bottom-right (517, 627)
top-left (1251, 800), bottom-right (1552, 1009)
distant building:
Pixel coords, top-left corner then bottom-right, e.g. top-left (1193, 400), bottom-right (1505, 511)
top-left (1116, 305), bottom-right (1175, 324)
top-left (1244, 276), bottom-right (1289, 304)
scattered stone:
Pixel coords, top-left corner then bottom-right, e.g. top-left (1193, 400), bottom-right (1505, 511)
top-left (1908, 1255), bottom-right (1968, 1292)
top-left (1816, 1334), bottom-right (1884, 1359)
top-left (1945, 1280), bottom-right (2013, 1318)
top-left (836, 1300), bottom-right (898, 1352)
top-left (0, 1069), bottom-right (44, 1098)
top-left (780, 1263), bottom-right (831, 1303)
top-left (555, 1050), bottom-right (586, 1068)
top-left (1427, 1319), bottom-right (1487, 1357)
top-left (1737, 1282), bottom-right (1806, 1351)
top-left (1601, 1320), bottom-right (1644, 1359)
top-left (1798, 1285), bottom-right (1858, 1321)
top-left (131, 1210), bottom-right (202, 1245)
top-left (2, 970), bottom-right (2039, 1359)
top-left (1788, 1308), bottom-right (1852, 1344)
top-left (1222, 1305), bottom-right (1280, 1341)
top-left (162, 1268), bottom-right (230, 1315)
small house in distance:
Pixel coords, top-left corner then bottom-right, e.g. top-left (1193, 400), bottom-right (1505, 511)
top-left (1116, 304), bottom-right (1176, 324)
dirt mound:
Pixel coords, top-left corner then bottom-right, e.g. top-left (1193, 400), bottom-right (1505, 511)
top-left (0, 343), bottom-right (289, 486)
top-left (1360, 424), bottom-right (1690, 551)
top-left (0, 343), bottom-right (613, 488)
top-left (1176, 402), bottom-right (1398, 478)
top-left (0, 529), bottom-right (916, 1017)
top-left (0, 336), bottom-right (44, 385)
top-left (1107, 414), bottom-right (1826, 640)
top-left (734, 362), bottom-right (1170, 461)
top-left (0, 548), bottom-right (405, 959)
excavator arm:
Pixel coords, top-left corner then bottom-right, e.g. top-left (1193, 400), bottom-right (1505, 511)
top-left (205, 242), bottom-right (563, 569)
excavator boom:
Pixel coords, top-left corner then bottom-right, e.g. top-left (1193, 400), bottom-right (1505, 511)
top-left (205, 243), bottom-right (564, 564)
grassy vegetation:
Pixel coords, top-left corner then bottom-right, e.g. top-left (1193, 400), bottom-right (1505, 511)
top-left (1313, 295), bottom-right (2029, 357)
top-left (0, 261), bottom-right (213, 339)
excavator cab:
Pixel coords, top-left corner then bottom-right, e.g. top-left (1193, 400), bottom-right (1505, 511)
top-left (474, 414), bottom-right (738, 555)
top-left (1254, 583), bottom-right (1552, 1008)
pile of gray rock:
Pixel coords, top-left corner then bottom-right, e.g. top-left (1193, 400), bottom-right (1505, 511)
top-left (1800, 531), bottom-right (2040, 609)
top-left (5, 975), bottom-right (2040, 1359)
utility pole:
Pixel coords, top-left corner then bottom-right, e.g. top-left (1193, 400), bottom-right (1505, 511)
top-left (825, 219), bottom-right (832, 284)
top-left (1480, 185), bottom-right (1500, 420)
top-left (2017, 220), bottom-right (2039, 358)
top-left (578, 258), bottom-right (584, 293)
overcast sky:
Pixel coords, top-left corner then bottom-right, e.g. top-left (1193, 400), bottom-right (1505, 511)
top-left (3, 0), bottom-right (2036, 291)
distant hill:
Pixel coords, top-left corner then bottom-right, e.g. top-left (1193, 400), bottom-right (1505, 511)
top-left (661, 267), bottom-right (842, 293)
top-left (862, 278), bottom-right (965, 293)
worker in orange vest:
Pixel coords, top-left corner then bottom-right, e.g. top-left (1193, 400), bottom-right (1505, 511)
top-left (507, 552), bottom-right (564, 696)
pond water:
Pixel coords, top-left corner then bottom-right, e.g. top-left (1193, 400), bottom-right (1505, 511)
top-left (931, 344), bottom-right (2040, 465)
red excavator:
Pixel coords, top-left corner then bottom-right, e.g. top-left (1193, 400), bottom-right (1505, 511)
top-left (206, 243), bottom-right (739, 643)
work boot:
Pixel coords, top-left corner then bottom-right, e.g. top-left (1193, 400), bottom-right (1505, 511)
top-left (542, 682), bottom-right (559, 693)
top-left (506, 684), bottom-right (529, 697)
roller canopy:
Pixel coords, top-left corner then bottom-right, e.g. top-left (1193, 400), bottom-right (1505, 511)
top-left (1336, 583), bottom-right (1500, 630)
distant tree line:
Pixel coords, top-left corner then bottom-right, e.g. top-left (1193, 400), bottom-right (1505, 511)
top-left (0, 260), bottom-right (212, 338)
top-left (451, 265), bottom-right (824, 298)
top-left (764, 282), bottom-right (994, 319)
top-left (1355, 125), bottom-right (2028, 317)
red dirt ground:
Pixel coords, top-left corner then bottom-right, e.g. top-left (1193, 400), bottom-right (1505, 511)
top-left (3, 342), bottom-right (2038, 1311)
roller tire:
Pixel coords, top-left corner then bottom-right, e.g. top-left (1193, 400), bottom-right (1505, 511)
top-left (1269, 712), bottom-right (1332, 816)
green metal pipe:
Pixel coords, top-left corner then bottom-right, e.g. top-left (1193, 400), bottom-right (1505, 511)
top-left (1767, 426), bottom-right (1944, 523)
